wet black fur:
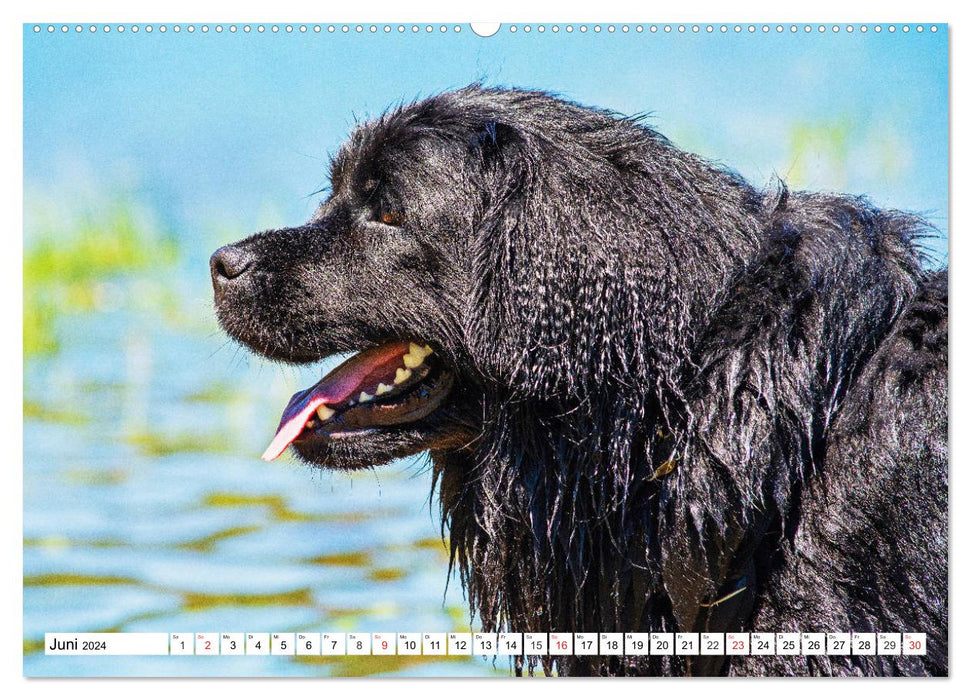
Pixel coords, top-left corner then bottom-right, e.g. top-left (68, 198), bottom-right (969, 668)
top-left (213, 87), bottom-right (948, 676)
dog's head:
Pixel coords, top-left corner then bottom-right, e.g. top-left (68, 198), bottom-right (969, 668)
top-left (212, 87), bottom-right (760, 470)
top-left (212, 89), bottom-right (523, 469)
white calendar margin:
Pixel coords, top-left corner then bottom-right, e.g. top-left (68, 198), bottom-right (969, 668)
top-left (9, 0), bottom-right (964, 698)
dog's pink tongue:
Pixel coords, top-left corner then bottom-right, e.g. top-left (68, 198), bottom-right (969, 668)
top-left (261, 394), bottom-right (330, 462)
top-left (261, 340), bottom-right (413, 461)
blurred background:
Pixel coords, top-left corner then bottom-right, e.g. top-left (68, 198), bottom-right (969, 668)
top-left (23, 23), bottom-right (948, 676)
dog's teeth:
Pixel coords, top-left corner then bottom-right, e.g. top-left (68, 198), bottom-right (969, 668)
top-left (395, 367), bottom-right (413, 384)
top-left (316, 405), bottom-right (335, 421)
top-left (359, 391), bottom-right (373, 403)
top-left (403, 352), bottom-right (424, 369)
top-left (403, 342), bottom-right (433, 369)
top-left (403, 354), bottom-right (421, 369)
top-left (376, 383), bottom-right (393, 395)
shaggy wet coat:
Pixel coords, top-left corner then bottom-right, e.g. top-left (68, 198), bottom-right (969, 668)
top-left (212, 87), bottom-right (948, 676)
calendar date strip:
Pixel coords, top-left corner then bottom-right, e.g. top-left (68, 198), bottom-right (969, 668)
top-left (44, 631), bottom-right (927, 657)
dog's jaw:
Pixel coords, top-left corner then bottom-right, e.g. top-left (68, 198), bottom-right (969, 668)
top-left (289, 410), bottom-right (477, 471)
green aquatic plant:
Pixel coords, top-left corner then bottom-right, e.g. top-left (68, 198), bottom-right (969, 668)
top-left (176, 525), bottom-right (263, 552)
top-left (306, 551), bottom-right (373, 567)
top-left (201, 491), bottom-right (404, 524)
top-left (23, 199), bottom-right (180, 357)
top-left (25, 202), bottom-right (178, 284)
top-left (183, 381), bottom-right (238, 404)
top-left (181, 588), bottom-right (314, 611)
top-left (22, 398), bottom-right (88, 425)
top-left (123, 430), bottom-right (233, 457)
top-left (367, 567), bottom-right (407, 583)
top-left (202, 492), bottom-right (306, 520)
top-left (23, 573), bottom-right (141, 587)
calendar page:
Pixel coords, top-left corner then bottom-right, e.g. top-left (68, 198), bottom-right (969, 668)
top-left (22, 17), bottom-right (948, 678)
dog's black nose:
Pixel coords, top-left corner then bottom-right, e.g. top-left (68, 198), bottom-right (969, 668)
top-left (210, 245), bottom-right (255, 299)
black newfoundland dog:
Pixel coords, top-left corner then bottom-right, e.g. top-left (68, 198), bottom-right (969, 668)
top-left (211, 87), bottom-right (947, 676)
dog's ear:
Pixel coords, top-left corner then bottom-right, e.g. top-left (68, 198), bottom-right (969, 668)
top-left (464, 119), bottom-right (765, 402)
top-left (465, 125), bottom-right (648, 400)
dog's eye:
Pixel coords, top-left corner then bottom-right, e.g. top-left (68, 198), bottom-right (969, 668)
top-left (379, 211), bottom-right (404, 226)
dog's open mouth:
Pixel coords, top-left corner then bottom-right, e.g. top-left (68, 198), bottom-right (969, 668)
top-left (262, 340), bottom-right (454, 461)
